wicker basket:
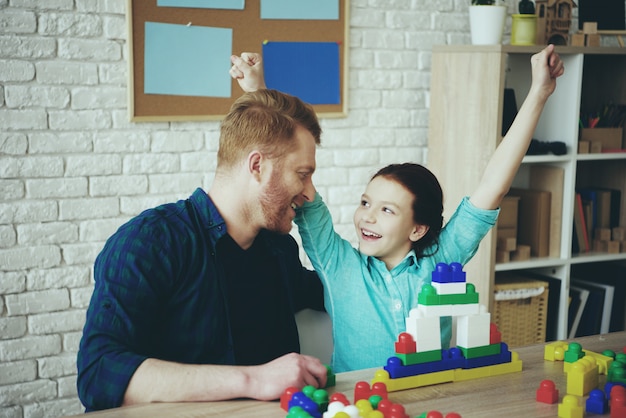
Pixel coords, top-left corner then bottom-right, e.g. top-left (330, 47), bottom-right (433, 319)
top-left (493, 276), bottom-right (549, 348)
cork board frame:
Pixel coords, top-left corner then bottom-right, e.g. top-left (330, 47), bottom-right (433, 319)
top-left (127, 0), bottom-right (349, 122)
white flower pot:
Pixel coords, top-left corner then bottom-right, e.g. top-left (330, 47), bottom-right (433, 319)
top-left (469, 5), bottom-right (507, 45)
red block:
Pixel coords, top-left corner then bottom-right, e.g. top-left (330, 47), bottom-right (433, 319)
top-left (610, 385), bottom-right (626, 418)
top-left (395, 332), bottom-right (417, 354)
top-left (536, 379), bottom-right (559, 404)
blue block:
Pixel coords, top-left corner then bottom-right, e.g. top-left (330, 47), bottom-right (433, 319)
top-left (586, 389), bottom-right (608, 414)
top-left (431, 262), bottom-right (466, 283)
top-left (288, 392), bottom-right (321, 418)
top-left (384, 348), bottom-right (465, 379)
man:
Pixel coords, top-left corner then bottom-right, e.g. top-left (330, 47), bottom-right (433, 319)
top-left (77, 86), bottom-right (328, 411)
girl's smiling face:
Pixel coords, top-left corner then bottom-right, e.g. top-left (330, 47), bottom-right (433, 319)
top-left (353, 176), bottom-right (428, 270)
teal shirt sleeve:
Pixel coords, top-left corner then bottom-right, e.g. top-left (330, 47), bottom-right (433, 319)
top-left (294, 192), bottom-right (356, 283)
top-left (435, 196), bottom-right (499, 265)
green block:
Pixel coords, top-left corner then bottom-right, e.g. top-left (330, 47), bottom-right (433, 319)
top-left (564, 342), bottom-right (585, 363)
top-left (418, 283), bottom-right (479, 306)
top-left (458, 343), bottom-right (501, 359)
top-left (396, 349), bottom-right (442, 365)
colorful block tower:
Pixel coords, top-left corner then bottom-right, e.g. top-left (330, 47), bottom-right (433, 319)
top-left (371, 262), bottom-right (522, 392)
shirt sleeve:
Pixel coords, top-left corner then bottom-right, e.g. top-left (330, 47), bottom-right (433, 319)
top-left (77, 221), bottom-right (173, 411)
top-left (294, 192), bottom-right (356, 284)
top-left (435, 196), bottom-right (499, 265)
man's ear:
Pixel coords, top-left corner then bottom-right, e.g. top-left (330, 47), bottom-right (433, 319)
top-left (247, 150), bottom-right (263, 183)
top-left (409, 224), bottom-right (429, 242)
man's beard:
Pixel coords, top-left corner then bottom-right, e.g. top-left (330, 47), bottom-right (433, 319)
top-left (258, 171), bottom-right (294, 234)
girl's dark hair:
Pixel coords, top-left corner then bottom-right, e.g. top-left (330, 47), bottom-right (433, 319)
top-left (372, 163), bottom-right (444, 258)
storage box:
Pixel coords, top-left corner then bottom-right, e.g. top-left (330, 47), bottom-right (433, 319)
top-left (493, 276), bottom-right (549, 348)
top-left (580, 127), bottom-right (624, 151)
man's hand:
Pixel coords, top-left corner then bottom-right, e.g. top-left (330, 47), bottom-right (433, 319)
top-left (244, 353), bottom-right (328, 400)
top-left (230, 52), bottom-right (266, 93)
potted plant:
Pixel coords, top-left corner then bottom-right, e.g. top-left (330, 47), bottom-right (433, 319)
top-left (469, 0), bottom-right (508, 45)
top-left (511, 0), bottom-right (538, 45)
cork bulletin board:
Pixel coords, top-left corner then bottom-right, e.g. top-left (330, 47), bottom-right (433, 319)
top-left (127, 0), bottom-right (349, 122)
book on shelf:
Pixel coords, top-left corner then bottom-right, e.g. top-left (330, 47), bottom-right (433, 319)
top-left (571, 262), bottom-right (626, 332)
top-left (571, 279), bottom-right (606, 338)
top-left (577, 187), bottom-right (622, 233)
top-left (571, 278), bottom-right (614, 334)
top-left (568, 285), bottom-right (589, 339)
top-left (508, 188), bottom-right (551, 258)
top-left (572, 192), bottom-right (590, 253)
top-left (529, 165), bottom-right (564, 258)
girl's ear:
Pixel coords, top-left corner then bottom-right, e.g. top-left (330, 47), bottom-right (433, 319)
top-left (409, 224), bottom-right (429, 242)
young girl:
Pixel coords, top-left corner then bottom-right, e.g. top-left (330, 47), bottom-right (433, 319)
top-left (231, 45), bottom-right (564, 372)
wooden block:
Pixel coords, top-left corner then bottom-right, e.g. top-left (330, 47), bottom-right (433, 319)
top-left (613, 227), bottom-right (626, 241)
top-left (595, 228), bottom-right (611, 241)
top-left (593, 240), bottom-right (608, 252)
top-left (510, 245), bottom-right (531, 261)
top-left (586, 34), bottom-right (601, 47)
top-left (580, 128), bottom-right (623, 151)
top-left (571, 33), bottom-right (585, 46)
top-left (496, 250), bottom-right (511, 263)
top-left (583, 21), bottom-right (598, 34)
top-left (607, 241), bottom-right (620, 254)
top-left (621, 241), bottom-right (626, 252)
top-left (530, 165), bottom-right (564, 259)
top-left (508, 188), bottom-right (551, 258)
top-left (590, 141), bottom-right (603, 153)
top-left (497, 236), bottom-right (517, 251)
top-left (497, 226), bottom-right (517, 239)
top-left (498, 196), bottom-right (520, 228)
top-left (578, 140), bottom-right (590, 154)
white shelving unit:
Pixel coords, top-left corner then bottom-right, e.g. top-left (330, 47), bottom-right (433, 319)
top-left (427, 45), bottom-right (626, 340)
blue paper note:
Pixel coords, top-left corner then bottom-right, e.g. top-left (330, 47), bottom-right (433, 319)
top-left (261, 0), bottom-right (339, 20)
top-left (144, 22), bottom-right (232, 98)
top-left (263, 41), bottom-right (340, 105)
top-left (157, 0), bottom-right (245, 10)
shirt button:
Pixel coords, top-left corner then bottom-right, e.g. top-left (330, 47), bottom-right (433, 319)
top-left (394, 300), bottom-right (402, 310)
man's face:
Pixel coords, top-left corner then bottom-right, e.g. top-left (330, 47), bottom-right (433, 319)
top-left (259, 125), bottom-right (316, 234)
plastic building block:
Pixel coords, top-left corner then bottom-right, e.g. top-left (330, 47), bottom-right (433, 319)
top-left (586, 388), bottom-right (608, 414)
top-left (405, 308), bottom-right (442, 353)
top-left (489, 323), bottom-right (501, 345)
top-left (418, 283), bottom-right (479, 306)
top-left (325, 364), bottom-right (336, 388)
top-left (564, 342), bottom-right (585, 363)
top-left (329, 392), bottom-right (349, 406)
top-left (608, 357), bottom-right (626, 384)
top-left (545, 341), bottom-right (568, 361)
top-left (610, 385), bottom-right (626, 418)
top-left (610, 386), bottom-right (626, 418)
top-left (453, 353), bottom-right (523, 381)
top-left (566, 356), bottom-right (599, 396)
top-left (282, 387), bottom-right (300, 411)
top-left (458, 342), bottom-right (502, 359)
top-left (432, 281), bottom-right (466, 295)
top-left (353, 381), bottom-right (387, 403)
top-left (536, 379), bottom-right (559, 404)
top-left (558, 394), bottom-right (583, 418)
top-left (396, 349), bottom-right (442, 366)
top-left (417, 410), bottom-right (462, 418)
top-left (431, 262), bottom-right (466, 283)
top-left (456, 307), bottom-right (491, 349)
top-left (372, 368), bottom-right (456, 392)
top-left (395, 332), bottom-right (416, 354)
top-left (582, 349), bottom-right (614, 375)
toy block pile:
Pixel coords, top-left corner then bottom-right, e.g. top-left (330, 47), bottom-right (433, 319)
top-left (281, 381), bottom-right (411, 418)
top-left (371, 262), bottom-right (522, 392)
top-left (543, 340), bottom-right (626, 417)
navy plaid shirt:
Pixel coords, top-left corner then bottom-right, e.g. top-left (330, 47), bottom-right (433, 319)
top-left (77, 188), bottom-right (323, 411)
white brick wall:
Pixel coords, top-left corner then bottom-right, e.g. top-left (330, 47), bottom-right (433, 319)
top-left (0, 1), bottom-right (598, 416)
